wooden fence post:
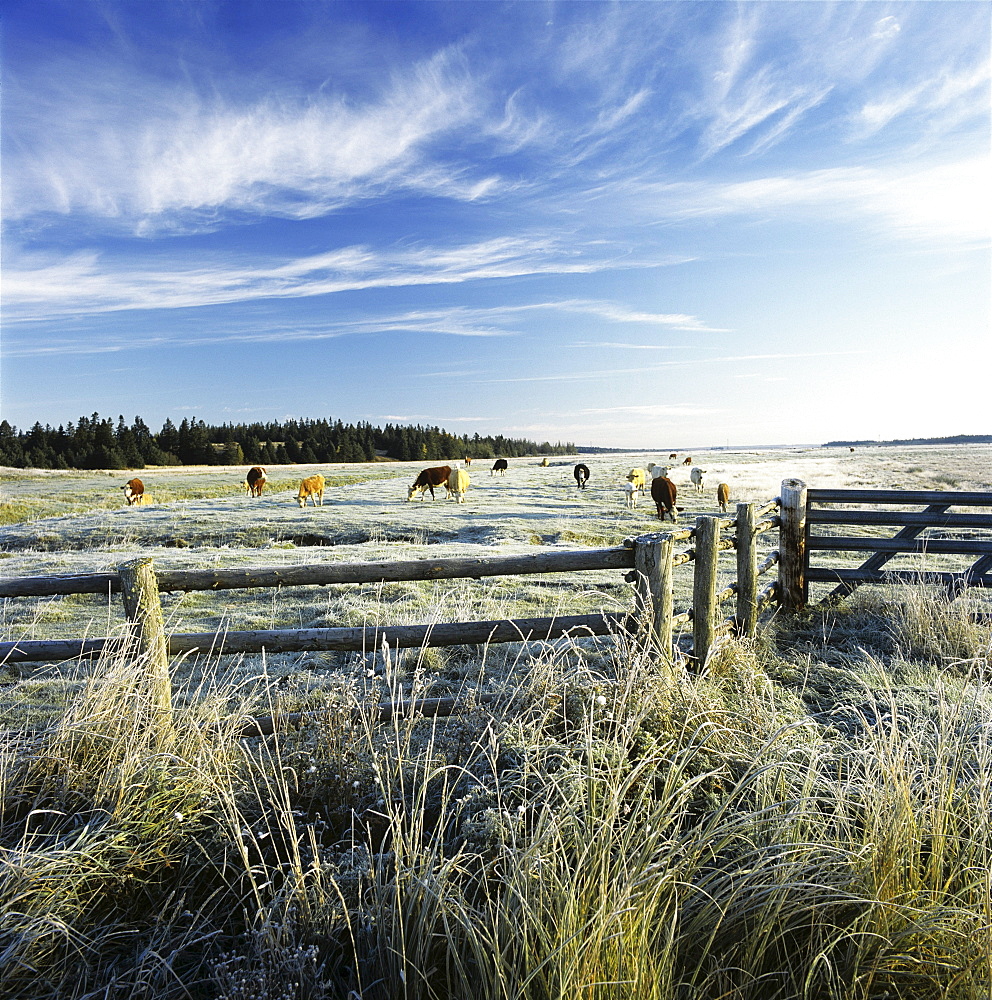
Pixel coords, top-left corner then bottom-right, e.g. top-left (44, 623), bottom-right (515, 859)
top-left (735, 502), bottom-right (758, 637)
top-left (119, 557), bottom-right (173, 725)
top-left (778, 479), bottom-right (808, 611)
top-left (693, 516), bottom-right (720, 665)
top-left (634, 533), bottom-right (674, 658)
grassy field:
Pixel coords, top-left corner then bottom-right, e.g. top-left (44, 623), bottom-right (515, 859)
top-left (1, 444), bottom-right (991, 998)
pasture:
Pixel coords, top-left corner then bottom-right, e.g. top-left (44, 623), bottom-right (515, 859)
top-left (1, 444), bottom-right (991, 999)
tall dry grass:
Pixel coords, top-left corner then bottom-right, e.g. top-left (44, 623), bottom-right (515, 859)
top-left (1, 585), bottom-right (990, 999)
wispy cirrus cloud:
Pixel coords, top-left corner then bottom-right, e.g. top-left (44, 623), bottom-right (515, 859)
top-left (627, 155), bottom-right (990, 246)
top-left (4, 237), bottom-right (688, 321)
top-left (851, 59), bottom-right (991, 141)
top-left (475, 350), bottom-right (868, 384)
top-left (3, 47), bottom-right (494, 232)
top-left (2, 293), bottom-right (723, 357)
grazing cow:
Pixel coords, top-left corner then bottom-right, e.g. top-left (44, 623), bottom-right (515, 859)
top-left (682, 455), bottom-right (692, 465)
top-left (491, 459), bottom-right (508, 476)
top-left (717, 482), bottom-right (730, 513)
top-left (690, 467), bottom-right (707, 492)
top-left (651, 476), bottom-right (678, 522)
top-left (447, 468), bottom-right (471, 503)
top-left (622, 481), bottom-right (640, 508)
top-left (408, 465), bottom-right (453, 501)
top-left (574, 463), bottom-right (590, 489)
top-left (121, 478), bottom-right (144, 505)
top-left (245, 466), bottom-right (267, 497)
top-left (626, 468), bottom-right (646, 490)
top-left (297, 474), bottom-right (325, 507)
top-left (650, 465), bottom-right (670, 480)
top-left (849, 447), bottom-right (855, 453)
top-left (669, 453), bottom-right (677, 461)
top-left (464, 456), bottom-right (472, 465)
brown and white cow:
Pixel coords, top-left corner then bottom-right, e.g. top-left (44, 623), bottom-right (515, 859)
top-left (408, 465), bottom-right (453, 501)
top-left (244, 466), bottom-right (267, 497)
top-left (121, 478), bottom-right (144, 505)
top-left (651, 476), bottom-right (678, 522)
top-left (297, 474), bottom-right (325, 507)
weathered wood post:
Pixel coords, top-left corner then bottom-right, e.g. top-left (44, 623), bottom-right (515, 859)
top-left (119, 557), bottom-right (172, 726)
top-left (693, 516), bottom-right (721, 665)
top-left (633, 533), bottom-right (675, 658)
top-left (778, 479), bottom-right (808, 611)
top-left (735, 502), bottom-right (758, 637)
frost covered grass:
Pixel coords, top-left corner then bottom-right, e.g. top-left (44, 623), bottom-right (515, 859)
top-left (2, 445), bottom-right (992, 996)
top-left (1, 592), bottom-right (990, 999)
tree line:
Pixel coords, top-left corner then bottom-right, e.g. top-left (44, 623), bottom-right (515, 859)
top-left (0, 414), bottom-right (575, 470)
top-left (822, 434), bottom-right (991, 447)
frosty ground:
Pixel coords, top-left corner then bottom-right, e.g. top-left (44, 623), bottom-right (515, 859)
top-left (2, 444), bottom-right (990, 722)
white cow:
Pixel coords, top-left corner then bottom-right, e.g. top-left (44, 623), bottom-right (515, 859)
top-left (622, 481), bottom-right (640, 508)
top-left (690, 467), bottom-right (707, 492)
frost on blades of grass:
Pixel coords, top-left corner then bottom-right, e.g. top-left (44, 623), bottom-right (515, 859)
top-left (1, 594), bottom-right (991, 999)
top-left (1, 447), bottom-right (991, 995)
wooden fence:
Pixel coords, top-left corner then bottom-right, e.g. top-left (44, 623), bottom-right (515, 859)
top-left (782, 482), bottom-right (992, 606)
top-left (0, 496), bottom-right (785, 671)
top-left (2, 481), bottom-right (990, 704)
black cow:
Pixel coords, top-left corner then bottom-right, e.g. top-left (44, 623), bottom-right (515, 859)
top-left (573, 464), bottom-right (590, 489)
top-left (491, 459), bottom-right (508, 476)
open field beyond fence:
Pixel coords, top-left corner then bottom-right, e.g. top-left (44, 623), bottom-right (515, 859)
top-left (2, 444), bottom-right (991, 999)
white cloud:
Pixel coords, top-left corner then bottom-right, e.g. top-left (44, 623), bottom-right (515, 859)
top-left (477, 351), bottom-right (867, 384)
top-left (852, 60), bottom-right (991, 141)
top-left (577, 404), bottom-right (720, 417)
top-left (1, 290), bottom-right (726, 357)
top-left (631, 155), bottom-right (991, 246)
top-left (872, 16), bottom-right (901, 43)
top-left (1, 237), bottom-right (636, 320)
top-left (3, 48), bottom-right (492, 230)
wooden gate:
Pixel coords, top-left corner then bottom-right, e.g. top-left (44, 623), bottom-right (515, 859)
top-left (788, 485), bottom-right (992, 606)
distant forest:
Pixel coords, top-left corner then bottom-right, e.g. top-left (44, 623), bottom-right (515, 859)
top-left (0, 414), bottom-right (575, 470)
top-left (823, 434), bottom-right (991, 447)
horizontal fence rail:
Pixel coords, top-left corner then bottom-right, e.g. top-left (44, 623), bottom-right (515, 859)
top-left (0, 548), bottom-right (637, 599)
top-left (0, 613), bottom-right (636, 664)
top-left (806, 489), bottom-right (992, 506)
top-left (804, 487), bottom-right (992, 602)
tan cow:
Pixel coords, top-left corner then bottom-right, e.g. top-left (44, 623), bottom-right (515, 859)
top-left (297, 474), bottom-right (325, 507)
top-left (626, 468), bottom-right (646, 490)
top-left (717, 483), bottom-right (730, 512)
top-left (447, 468), bottom-right (470, 503)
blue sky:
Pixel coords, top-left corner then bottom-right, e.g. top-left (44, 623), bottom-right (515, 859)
top-left (2, 1), bottom-right (989, 448)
